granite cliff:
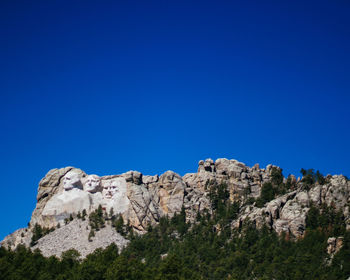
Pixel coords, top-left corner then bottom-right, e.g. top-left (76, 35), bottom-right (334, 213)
top-left (2, 158), bottom-right (349, 257)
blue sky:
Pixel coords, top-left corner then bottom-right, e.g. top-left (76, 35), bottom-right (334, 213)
top-left (0, 0), bottom-right (349, 240)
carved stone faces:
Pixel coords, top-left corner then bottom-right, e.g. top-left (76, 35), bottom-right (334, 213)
top-left (84, 175), bottom-right (100, 193)
top-left (101, 177), bottom-right (129, 212)
top-left (102, 177), bottom-right (127, 200)
top-left (63, 171), bottom-right (82, 191)
top-left (102, 179), bottom-right (118, 200)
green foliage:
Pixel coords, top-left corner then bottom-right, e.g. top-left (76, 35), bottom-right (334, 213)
top-left (305, 205), bottom-right (320, 230)
top-left (170, 206), bottom-right (189, 236)
top-left (1, 182), bottom-right (349, 280)
top-left (271, 167), bottom-right (283, 185)
top-left (255, 168), bottom-right (290, 208)
top-left (113, 215), bottom-right (125, 235)
top-left (306, 204), bottom-right (346, 236)
top-left (316, 170), bottom-right (326, 185)
top-left (209, 182), bottom-right (230, 218)
top-left (111, 214), bottom-right (133, 237)
top-left (30, 223), bottom-right (54, 247)
top-left (109, 208), bottom-right (115, 221)
top-left (89, 205), bottom-right (105, 231)
top-left (301, 168), bottom-right (316, 187)
top-left (105, 255), bottom-right (144, 280)
top-left (255, 168), bottom-right (303, 208)
top-left (285, 175), bottom-right (296, 190)
top-left (82, 209), bottom-right (87, 221)
top-left (300, 168), bottom-right (326, 189)
top-left (61, 249), bottom-right (81, 263)
top-left (330, 231), bottom-right (350, 277)
top-left (1, 210), bottom-right (349, 280)
top-left (88, 229), bottom-right (95, 242)
top-left (30, 223), bottom-right (43, 246)
top-left (256, 182), bottom-right (275, 207)
top-left (157, 254), bottom-right (183, 280)
top-left (78, 244), bottom-right (119, 280)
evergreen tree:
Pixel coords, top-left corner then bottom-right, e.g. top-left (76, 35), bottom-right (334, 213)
top-left (82, 209), bottom-right (87, 221)
top-left (30, 223), bottom-right (43, 246)
top-left (116, 215), bottom-right (124, 234)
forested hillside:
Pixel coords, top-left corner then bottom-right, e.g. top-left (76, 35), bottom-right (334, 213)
top-left (1, 180), bottom-right (349, 280)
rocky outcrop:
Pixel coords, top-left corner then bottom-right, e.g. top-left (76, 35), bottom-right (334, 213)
top-left (1, 227), bottom-right (32, 250)
top-left (31, 167), bottom-right (87, 227)
top-left (327, 236), bottom-right (344, 257)
top-left (29, 158), bottom-right (273, 232)
top-left (2, 158), bottom-right (350, 258)
top-left (234, 175), bottom-right (350, 237)
top-left (185, 158), bottom-right (271, 200)
top-left (183, 158), bottom-right (273, 221)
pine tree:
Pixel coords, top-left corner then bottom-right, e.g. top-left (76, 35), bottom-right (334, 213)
top-left (30, 223), bottom-right (43, 246)
top-left (88, 229), bottom-right (95, 242)
top-left (82, 209), bottom-right (87, 221)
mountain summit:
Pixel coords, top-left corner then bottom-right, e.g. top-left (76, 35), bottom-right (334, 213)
top-left (2, 158), bottom-right (349, 258)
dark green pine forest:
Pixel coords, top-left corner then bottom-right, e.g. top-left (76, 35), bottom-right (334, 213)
top-left (1, 177), bottom-right (350, 280)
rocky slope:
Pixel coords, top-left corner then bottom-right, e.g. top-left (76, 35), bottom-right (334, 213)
top-left (233, 175), bottom-right (350, 237)
top-left (32, 219), bottom-right (128, 258)
top-left (2, 158), bottom-right (349, 257)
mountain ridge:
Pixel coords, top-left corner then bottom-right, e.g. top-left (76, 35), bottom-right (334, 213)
top-left (2, 158), bottom-right (349, 258)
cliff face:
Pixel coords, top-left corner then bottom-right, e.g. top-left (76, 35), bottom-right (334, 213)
top-left (27, 158), bottom-right (272, 231)
top-left (2, 158), bottom-right (350, 257)
top-left (234, 174), bottom-right (350, 238)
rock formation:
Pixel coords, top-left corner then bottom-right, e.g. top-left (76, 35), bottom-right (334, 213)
top-left (2, 158), bottom-right (349, 258)
top-left (233, 175), bottom-right (350, 237)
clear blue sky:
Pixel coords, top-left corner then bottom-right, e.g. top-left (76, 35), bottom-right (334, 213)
top-left (1, 0), bottom-right (349, 240)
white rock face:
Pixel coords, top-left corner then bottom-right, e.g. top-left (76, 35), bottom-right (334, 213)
top-left (42, 189), bottom-right (92, 226)
top-left (30, 167), bottom-right (87, 227)
top-left (101, 177), bottom-right (129, 213)
top-left (26, 159), bottom-right (275, 234)
top-left (63, 170), bottom-right (83, 191)
top-left (83, 175), bottom-right (101, 193)
top-left (39, 175), bottom-right (130, 228)
top-left (2, 158), bottom-right (350, 258)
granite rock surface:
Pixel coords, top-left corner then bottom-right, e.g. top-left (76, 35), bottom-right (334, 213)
top-left (2, 158), bottom-right (349, 257)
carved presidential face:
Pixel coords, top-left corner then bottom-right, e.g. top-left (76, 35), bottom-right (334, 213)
top-left (101, 177), bottom-right (128, 213)
top-left (63, 171), bottom-right (82, 191)
top-left (84, 175), bottom-right (100, 193)
top-left (102, 179), bottom-right (118, 199)
top-left (102, 178), bottom-right (127, 200)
